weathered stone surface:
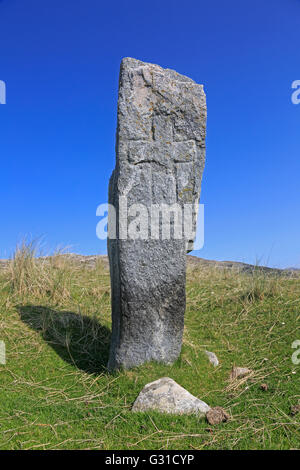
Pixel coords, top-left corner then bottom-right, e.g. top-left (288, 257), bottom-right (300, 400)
top-left (132, 377), bottom-right (210, 417)
top-left (107, 58), bottom-right (206, 370)
top-left (205, 350), bottom-right (219, 367)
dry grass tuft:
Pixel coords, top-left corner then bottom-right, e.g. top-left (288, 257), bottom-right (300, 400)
top-left (240, 272), bottom-right (282, 303)
top-left (6, 239), bottom-right (77, 304)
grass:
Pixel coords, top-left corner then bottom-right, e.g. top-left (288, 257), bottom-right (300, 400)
top-left (0, 242), bottom-right (299, 450)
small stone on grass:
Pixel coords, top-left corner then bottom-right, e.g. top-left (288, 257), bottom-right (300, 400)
top-left (290, 404), bottom-right (300, 416)
top-left (206, 407), bottom-right (230, 425)
top-left (204, 350), bottom-right (219, 367)
top-left (230, 366), bottom-right (252, 380)
top-left (132, 377), bottom-right (210, 418)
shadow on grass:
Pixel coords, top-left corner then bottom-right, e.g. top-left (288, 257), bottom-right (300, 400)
top-left (17, 305), bottom-right (111, 374)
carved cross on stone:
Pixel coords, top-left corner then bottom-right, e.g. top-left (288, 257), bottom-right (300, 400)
top-left (107, 58), bottom-right (206, 370)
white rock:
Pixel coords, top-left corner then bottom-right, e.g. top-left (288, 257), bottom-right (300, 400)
top-left (205, 350), bottom-right (219, 367)
top-left (132, 377), bottom-right (210, 417)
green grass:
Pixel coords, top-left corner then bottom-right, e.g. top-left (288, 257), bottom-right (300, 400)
top-left (0, 244), bottom-right (299, 450)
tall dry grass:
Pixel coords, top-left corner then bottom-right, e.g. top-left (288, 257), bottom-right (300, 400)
top-left (185, 261), bottom-right (288, 327)
top-left (7, 239), bottom-right (76, 303)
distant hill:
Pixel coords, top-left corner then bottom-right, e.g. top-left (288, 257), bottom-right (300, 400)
top-left (1, 254), bottom-right (298, 276)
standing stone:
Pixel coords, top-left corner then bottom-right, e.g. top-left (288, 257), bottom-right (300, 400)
top-left (108, 58), bottom-right (206, 370)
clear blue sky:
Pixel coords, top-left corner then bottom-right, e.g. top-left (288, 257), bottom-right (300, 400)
top-left (0, 0), bottom-right (299, 268)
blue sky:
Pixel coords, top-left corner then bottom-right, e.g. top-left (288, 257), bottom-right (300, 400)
top-left (0, 0), bottom-right (299, 268)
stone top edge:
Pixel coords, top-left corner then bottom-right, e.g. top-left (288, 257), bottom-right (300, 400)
top-left (121, 57), bottom-right (203, 88)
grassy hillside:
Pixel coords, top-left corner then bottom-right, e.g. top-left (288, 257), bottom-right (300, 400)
top-left (0, 244), bottom-right (299, 450)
